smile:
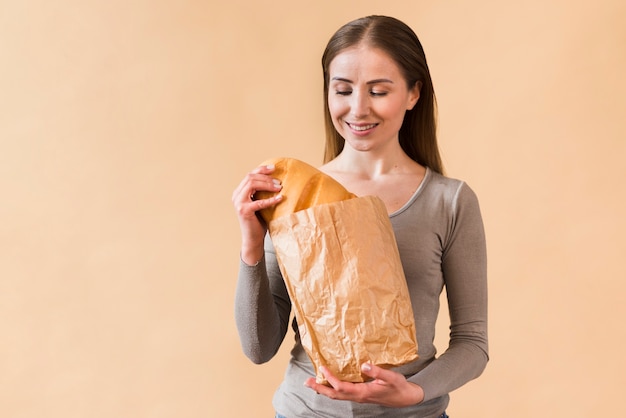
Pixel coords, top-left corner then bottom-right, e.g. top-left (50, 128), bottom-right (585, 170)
top-left (347, 123), bottom-right (378, 131)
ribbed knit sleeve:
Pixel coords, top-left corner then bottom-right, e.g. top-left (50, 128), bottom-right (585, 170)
top-left (408, 182), bottom-right (489, 401)
top-left (234, 238), bottom-right (291, 364)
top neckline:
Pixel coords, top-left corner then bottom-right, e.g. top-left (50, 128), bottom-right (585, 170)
top-left (389, 167), bottom-right (431, 218)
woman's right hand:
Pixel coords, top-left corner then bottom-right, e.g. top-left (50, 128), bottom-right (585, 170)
top-left (232, 163), bottom-right (283, 265)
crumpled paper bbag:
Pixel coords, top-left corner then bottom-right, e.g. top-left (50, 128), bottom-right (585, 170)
top-left (269, 195), bottom-right (418, 384)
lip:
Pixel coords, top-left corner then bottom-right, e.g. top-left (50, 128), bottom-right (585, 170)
top-left (346, 122), bottom-right (379, 135)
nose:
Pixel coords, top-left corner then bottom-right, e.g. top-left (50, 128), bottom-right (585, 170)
top-left (350, 91), bottom-right (370, 118)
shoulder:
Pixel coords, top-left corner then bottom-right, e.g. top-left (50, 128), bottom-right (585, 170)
top-left (425, 170), bottom-right (463, 191)
top-left (414, 170), bottom-right (482, 218)
top-left (425, 173), bottom-right (485, 242)
top-left (422, 170), bottom-right (471, 202)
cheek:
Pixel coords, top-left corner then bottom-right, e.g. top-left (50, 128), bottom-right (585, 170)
top-left (384, 101), bottom-right (409, 122)
top-left (327, 96), bottom-right (347, 120)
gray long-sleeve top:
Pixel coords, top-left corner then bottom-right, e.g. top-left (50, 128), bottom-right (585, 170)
top-left (235, 169), bottom-right (488, 418)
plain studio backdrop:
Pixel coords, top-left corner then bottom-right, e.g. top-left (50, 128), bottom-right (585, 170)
top-left (1, 1), bottom-right (625, 417)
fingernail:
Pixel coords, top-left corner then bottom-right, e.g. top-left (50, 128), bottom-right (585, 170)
top-left (361, 362), bottom-right (371, 372)
top-left (273, 179), bottom-right (282, 188)
top-left (266, 164), bottom-right (275, 169)
top-left (275, 194), bottom-right (283, 201)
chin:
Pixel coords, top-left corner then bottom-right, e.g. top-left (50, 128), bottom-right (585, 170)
top-left (345, 137), bottom-right (382, 152)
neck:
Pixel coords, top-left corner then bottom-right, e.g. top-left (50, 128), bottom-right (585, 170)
top-left (332, 147), bottom-right (416, 178)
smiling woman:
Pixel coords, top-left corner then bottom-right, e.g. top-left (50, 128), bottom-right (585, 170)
top-left (321, 16), bottom-right (441, 175)
top-left (232, 15), bottom-right (488, 418)
top-left (326, 46), bottom-right (421, 157)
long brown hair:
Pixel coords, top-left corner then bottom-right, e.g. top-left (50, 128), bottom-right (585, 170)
top-left (321, 15), bottom-right (443, 174)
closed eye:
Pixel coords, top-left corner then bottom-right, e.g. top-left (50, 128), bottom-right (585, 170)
top-left (335, 90), bottom-right (352, 96)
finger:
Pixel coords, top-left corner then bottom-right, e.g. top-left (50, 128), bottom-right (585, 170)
top-left (250, 178), bottom-right (283, 200)
top-left (305, 376), bottom-right (345, 400)
top-left (320, 366), bottom-right (345, 390)
top-left (233, 176), bottom-right (281, 205)
top-left (303, 377), bottom-right (322, 394)
top-left (360, 362), bottom-right (393, 384)
top-left (304, 369), bottom-right (342, 394)
top-left (250, 193), bottom-right (283, 212)
top-left (253, 163), bottom-right (276, 174)
top-left (233, 163), bottom-right (278, 193)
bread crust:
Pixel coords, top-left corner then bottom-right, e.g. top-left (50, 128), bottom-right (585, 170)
top-left (255, 157), bottom-right (356, 223)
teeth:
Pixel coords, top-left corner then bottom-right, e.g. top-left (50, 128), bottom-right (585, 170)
top-left (350, 123), bottom-right (376, 131)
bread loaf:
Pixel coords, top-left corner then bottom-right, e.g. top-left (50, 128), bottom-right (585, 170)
top-left (254, 157), bottom-right (356, 223)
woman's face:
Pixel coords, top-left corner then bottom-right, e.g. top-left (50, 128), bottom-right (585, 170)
top-left (327, 45), bottom-right (420, 154)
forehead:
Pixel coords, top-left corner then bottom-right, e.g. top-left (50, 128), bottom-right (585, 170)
top-left (328, 45), bottom-right (403, 80)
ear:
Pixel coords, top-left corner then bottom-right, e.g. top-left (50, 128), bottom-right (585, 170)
top-left (406, 81), bottom-right (422, 110)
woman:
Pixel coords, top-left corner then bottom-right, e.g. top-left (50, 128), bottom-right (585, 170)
top-left (232, 15), bottom-right (488, 418)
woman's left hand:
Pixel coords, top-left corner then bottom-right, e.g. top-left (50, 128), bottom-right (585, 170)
top-left (304, 363), bottom-right (425, 408)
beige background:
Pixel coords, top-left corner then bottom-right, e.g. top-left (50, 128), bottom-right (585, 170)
top-left (1, 0), bottom-right (625, 417)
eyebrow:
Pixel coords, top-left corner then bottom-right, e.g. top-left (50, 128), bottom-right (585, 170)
top-left (331, 77), bottom-right (394, 85)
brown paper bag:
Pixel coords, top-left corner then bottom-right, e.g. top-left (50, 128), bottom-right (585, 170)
top-left (269, 195), bottom-right (418, 384)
